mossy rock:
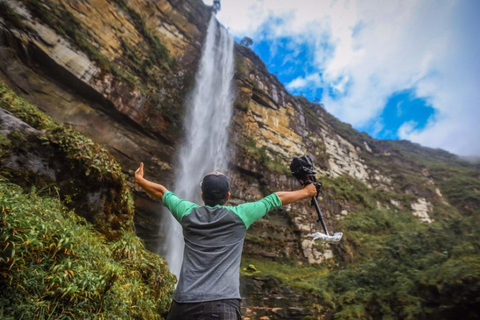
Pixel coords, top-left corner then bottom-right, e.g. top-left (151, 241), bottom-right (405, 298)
top-left (0, 79), bottom-right (134, 239)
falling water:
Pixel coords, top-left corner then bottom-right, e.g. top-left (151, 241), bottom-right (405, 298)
top-left (161, 15), bottom-right (235, 278)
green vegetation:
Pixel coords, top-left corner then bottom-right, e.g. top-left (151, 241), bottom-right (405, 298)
top-left (113, 0), bottom-right (175, 70)
top-left (234, 101), bottom-right (249, 112)
top-left (234, 53), bottom-right (248, 77)
top-left (0, 78), bottom-right (124, 179)
top-left (0, 79), bottom-right (133, 239)
top-left (0, 177), bottom-right (175, 319)
top-left (0, 78), bottom-right (176, 318)
top-left (242, 206), bottom-right (480, 319)
top-left (112, 0), bottom-right (176, 92)
top-left (384, 140), bottom-right (480, 216)
top-left (0, 133), bottom-right (11, 158)
top-left (243, 171), bottom-right (479, 318)
top-left (238, 137), bottom-right (290, 174)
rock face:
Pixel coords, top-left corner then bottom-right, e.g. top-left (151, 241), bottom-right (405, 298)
top-left (0, 103), bottom-right (134, 240)
top-left (241, 275), bottom-right (327, 320)
top-left (1, 0), bottom-right (479, 318)
top-left (411, 198), bottom-right (433, 223)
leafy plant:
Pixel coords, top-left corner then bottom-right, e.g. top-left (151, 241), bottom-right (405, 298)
top-left (0, 177), bottom-right (175, 319)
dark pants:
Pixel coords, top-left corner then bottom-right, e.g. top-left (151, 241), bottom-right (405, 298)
top-left (166, 299), bottom-right (241, 320)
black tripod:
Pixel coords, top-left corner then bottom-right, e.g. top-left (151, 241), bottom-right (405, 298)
top-left (290, 155), bottom-right (343, 243)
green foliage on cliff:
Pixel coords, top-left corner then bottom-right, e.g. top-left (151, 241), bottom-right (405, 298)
top-left (0, 80), bottom-right (134, 239)
top-left (238, 137), bottom-right (290, 174)
top-left (0, 177), bottom-right (175, 320)
top-left (331, 207), bottom-right (480, 320)
top-left (0, 133), bottom-right (10, 158)
top-left (241, 170), bottom-right (480, 319)
top-left (113, 0), bottom-right (175, 71)
top-left (383, 140), bottom-right (480, 216)
top-left (243, 200), bottom-right (480, 319)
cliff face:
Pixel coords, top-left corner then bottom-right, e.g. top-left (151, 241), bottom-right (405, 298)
top-left (0, 0), bottom-right (209, 247)
top-left (1, 0), bottom-right (479, 319)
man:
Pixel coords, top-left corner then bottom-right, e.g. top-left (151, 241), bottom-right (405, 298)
top-left (135, 162), bottom-right (317, 320)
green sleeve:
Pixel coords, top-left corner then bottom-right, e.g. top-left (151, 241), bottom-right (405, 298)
top-left (229, 193), bottom-right (282, 229)
top-left (162, 191), bottom-right (199, 223)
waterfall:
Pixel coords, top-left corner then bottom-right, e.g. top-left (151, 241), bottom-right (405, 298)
top-left (161, 15), bottom-right (235, 278)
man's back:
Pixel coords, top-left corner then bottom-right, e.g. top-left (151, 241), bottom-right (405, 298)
top-left (163, 191), bottom-right (282, 303)
top-left (178, 205), bottom-right (247, 302)
top-left (134, 163), bottom-right (317, 319)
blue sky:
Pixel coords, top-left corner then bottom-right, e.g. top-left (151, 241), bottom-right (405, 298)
top-left (204, 0), bottom-right (480, 157)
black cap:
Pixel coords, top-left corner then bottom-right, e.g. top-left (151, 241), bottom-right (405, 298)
top-left (201, 171), bottom-right (229, 200)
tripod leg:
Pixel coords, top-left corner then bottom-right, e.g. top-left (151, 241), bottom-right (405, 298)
top-left (312, 197), bottom-right (329, 236)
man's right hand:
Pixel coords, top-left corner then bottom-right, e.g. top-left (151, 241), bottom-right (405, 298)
top-left (135, 162), bottom-right (144, 183)
top-left (304, 183), bottom-right (317, 198)
top-left (276, 183), bottom-right (318, 206)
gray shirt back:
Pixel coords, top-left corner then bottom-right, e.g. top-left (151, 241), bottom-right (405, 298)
top-left (175, 206), bottom-right (246, 302)
top-left (162, 191), bottom-right (282, 303)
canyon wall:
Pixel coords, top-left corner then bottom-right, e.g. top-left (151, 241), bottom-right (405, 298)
top-left (1, 1), bottom-right (479, 318)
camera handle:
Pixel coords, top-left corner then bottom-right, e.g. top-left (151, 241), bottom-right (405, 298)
top-left (304, 176), bottom-right (329, 236)
top-left (312, 196), bottom-right (330, 236)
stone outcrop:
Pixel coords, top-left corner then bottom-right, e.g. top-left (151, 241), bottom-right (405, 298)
top-left (0, 105), bottom-right (133, 239)
top-left (322, 129), bottom-right (369, 182)
top-left (411, 198), bottom-right (433, 223)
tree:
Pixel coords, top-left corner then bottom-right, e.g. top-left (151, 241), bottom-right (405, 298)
top-left (240, 37), bottom-right (253, 48)
top-left (213, 0), bottom-right (221, 13)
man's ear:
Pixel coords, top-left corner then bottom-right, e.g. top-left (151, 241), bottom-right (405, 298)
top-left (225, 191), bottom-right (231, 202)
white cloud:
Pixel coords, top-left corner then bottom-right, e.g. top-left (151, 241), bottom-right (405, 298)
top-left (204, 0), bottom-right (480, 156)
top-left (398, 120), bottom-right (418, 138)
top-left (286, 73), bottom-right (322, 90)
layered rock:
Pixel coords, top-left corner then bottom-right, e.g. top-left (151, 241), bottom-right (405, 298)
top-left (2, 3), bottom-right (478, 319)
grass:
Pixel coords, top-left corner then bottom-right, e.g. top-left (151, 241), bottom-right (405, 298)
top-left (241, 258), bottom-right (330, 295)
top-left (0, 177), bottom-right (175, 319)
top-left (242, 204), bottom-right (480, 319)
top-left (237, 137), bottom-right (290, 174)
top-left (0, 77), bottom-right (176, 318)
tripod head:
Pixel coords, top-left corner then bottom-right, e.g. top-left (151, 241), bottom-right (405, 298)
top-left (290, 155), bottom-right (321, 193)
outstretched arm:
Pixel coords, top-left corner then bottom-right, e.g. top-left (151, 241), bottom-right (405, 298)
top-left (135, 162), bottom-right (168, 200)
top-left (276, 183), bottom-right (317, 205)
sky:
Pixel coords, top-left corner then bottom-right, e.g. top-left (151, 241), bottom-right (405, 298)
top-left (203, 0), bottom-right (480, 157)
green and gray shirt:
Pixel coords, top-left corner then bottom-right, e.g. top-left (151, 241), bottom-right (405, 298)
top-left (163, 191), bottom-right (282, 303)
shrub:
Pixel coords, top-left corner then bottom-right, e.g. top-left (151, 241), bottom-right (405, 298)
top-left (0, 178), bottom-right (175, 319)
